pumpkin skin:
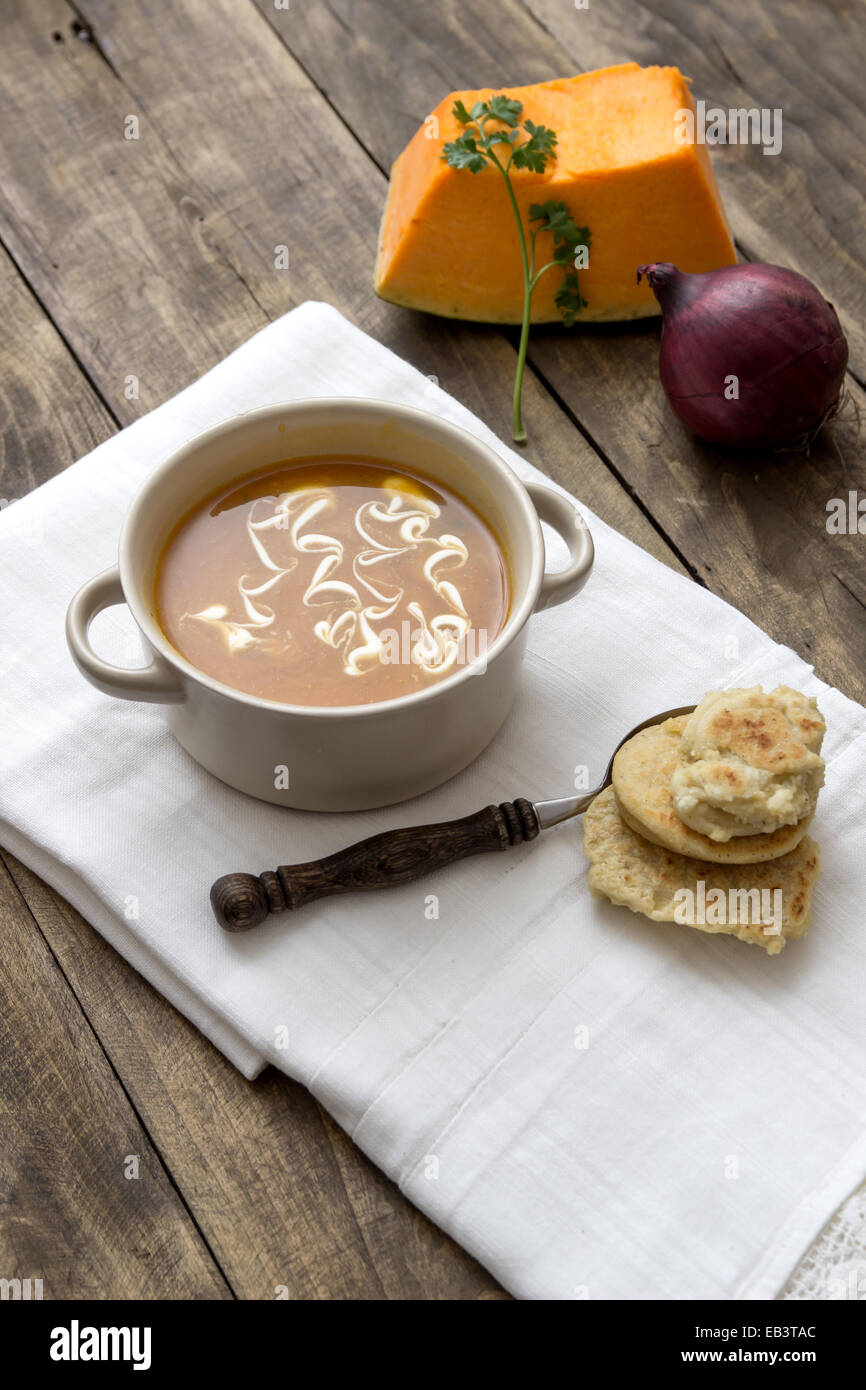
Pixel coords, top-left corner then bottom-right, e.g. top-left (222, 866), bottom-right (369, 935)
top-left (374, 64), bottom-right (737, 325)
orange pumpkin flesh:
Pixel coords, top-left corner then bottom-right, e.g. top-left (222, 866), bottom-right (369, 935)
top-left (374, 64), bottom-right (737, 324)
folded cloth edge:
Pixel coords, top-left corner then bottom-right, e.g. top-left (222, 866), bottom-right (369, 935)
top-left (0, 816), bottom-right (266, 1079)
top-left (3, 299), bottom-right (864, 1299)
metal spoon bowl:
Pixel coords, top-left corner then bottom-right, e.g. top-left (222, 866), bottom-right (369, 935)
top-left (533, 704), bottom-right (696, 829)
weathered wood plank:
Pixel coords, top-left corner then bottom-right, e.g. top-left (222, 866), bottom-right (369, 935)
top-left (0, 0), bottom-right (683, 570)
top-left (0, 247), bottom-right (115, 501)
top-left (0, 228), bottom-right (241, 1300)
top-left (255, 0), bottom-right (866, 702)
top-left (3, 851), bottom-right (504, 1299)
top-left (1, 0), bottom-right (861, 1304)
top-left (522, 325), bottom-right (866, 703)
top-left (0, 855), bottom-right (231, 1299)
top-left (0, 0), bottom-right (267, 425)
top-left (511, 0), bottom-right (866, 699)
top-left (0, 66), bottom-right (505, 1295)
top-left (260, 0), bottom-right (866, 373)
top-left (0, 156), bottom-right (507, 1294)
top-left (522, 0), bottom-right (866, 372)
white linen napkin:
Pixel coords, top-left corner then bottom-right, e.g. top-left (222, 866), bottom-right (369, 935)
top-left (1, 301), bottom-right (864, 1301)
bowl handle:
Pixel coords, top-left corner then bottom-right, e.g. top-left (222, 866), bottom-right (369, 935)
top-left (524, 482), bottom-right (594, 612)
top-left (66, 566), bottom-right (185, 704)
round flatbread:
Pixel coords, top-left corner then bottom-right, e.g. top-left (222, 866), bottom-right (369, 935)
top-left (583, 786), bottom-right (820, 955)
top-left (612, 716), bottom-right (811, 864)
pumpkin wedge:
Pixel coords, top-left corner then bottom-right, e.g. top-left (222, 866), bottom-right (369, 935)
top-left (374, 64), bottom-right (736, 324)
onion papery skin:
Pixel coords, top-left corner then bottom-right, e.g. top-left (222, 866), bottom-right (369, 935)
top-left (637, 262), bottom-right (849, 449)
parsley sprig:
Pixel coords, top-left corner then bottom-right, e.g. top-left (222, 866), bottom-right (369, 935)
top-left (443, 96), bottom-right (589, 443)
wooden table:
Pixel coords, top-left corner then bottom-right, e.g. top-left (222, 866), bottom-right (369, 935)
top-left (1, 0), bottom-right (863, 1300)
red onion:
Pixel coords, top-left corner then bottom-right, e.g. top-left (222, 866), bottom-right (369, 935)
top-left (636, 262), bottom-right (848, 449)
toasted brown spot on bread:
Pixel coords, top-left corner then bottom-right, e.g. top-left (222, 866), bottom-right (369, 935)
top-left (708, 706), bottom-right (805, 770)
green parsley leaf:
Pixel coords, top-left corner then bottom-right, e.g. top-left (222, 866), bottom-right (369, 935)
top-left (442, 133), bottom-right (489, 173)
top-left (485, 95), bottom-right (523, 127)
top-left (440, 96), bottom-right (590, 440)
top-left (511, 120), bottom-right (557, 173)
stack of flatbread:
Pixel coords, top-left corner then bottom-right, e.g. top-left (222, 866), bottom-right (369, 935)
top-left (583, 687), bottom-right (825, 954)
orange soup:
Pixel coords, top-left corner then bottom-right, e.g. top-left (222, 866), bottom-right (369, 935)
top-left (155, 457), bottom-right (510, 706)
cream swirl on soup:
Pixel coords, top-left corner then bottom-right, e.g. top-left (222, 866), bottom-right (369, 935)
top-left (191, 484), bottom-right (470, 676)
top-left (155, 459), bottom-right (509, 707)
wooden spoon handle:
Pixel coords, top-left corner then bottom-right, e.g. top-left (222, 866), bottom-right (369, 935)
top-left (210, 798), bottom-right (539, 931)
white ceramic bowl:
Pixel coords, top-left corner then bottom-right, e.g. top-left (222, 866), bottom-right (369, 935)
top-left (66, 399), bottom-right (593, 810)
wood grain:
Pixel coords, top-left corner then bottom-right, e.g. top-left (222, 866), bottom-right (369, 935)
top-left (0, 856), bottom-right (230, 1299)
top-left (0, 0), bottom-right (863, 1302)
top-left (0, 246), bottom-right (115, 501)
top-left (0, 128), bottom-right (504, 1292)
top-left (0, 0), bottom-right (684, 570)
top-left (256, 0), bottom-right (866, 702)
top-left (261, 0), bottom-right (866, 371)
top-left (3, 851), bottom-right (503, 1299)
top-left (517, 0), bottom-right (866, 700)
top-left (0, 0), bottom-right (523, 1301)
top-left (522, 0), bottom-right (866, 372)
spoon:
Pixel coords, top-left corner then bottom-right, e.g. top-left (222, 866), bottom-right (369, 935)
top-left (210, 704), bottom-right (696, 931)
